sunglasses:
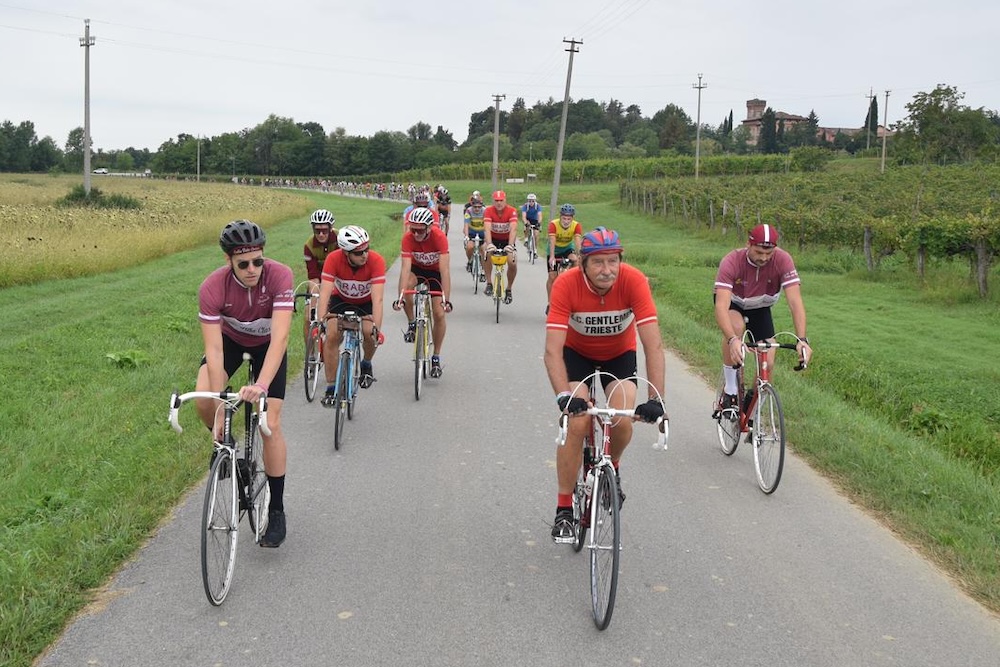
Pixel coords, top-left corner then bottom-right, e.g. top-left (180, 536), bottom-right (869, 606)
top-left (314, 228), bottom-right (331, 235)
top-left (348, 249), bottom-right (369, 257)
top-left (235, 257), bottom-right (265, 270)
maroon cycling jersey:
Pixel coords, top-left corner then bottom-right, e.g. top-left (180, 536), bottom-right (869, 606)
top-left (714, 247), bottom-right (800, 310)
top-left (303, 236), bottom-right (336, 281)
top-left (198, 259), bottom-right (295, 347)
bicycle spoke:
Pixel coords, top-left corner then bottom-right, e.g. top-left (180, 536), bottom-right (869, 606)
top-left (201, 450), bottom-right (238, 606)
top-left (753, 384), bottom-right (786, 493)
top-left (715, 388), bottom-right (741, 456)
top-left (334, 351), bottom-right (349, 450)
top-left (589, 467), bottom-right (620, 630)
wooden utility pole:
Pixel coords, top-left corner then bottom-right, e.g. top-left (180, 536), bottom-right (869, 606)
top-left (490, 94), bottom-right (505, 191)
top-left (550, 38), bottom-right (582, 220)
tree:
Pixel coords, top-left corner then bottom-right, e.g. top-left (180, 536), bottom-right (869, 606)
top-left (507, 98), bottom-right (528, 143)
top-left (406, 122), bottom-right (433, 144)
top-left (651, 104), bottom-right (693, 153)
top-left (31, 136), bottom-right (62, 172)
top-left (864, 96), bottom-right (879, 134)
top-left (893, 85), bottom-right (1000, 163)
top-left (432, 126), bottom-right (456, 151)
top-left (758, 108), bottom-right (779, 154)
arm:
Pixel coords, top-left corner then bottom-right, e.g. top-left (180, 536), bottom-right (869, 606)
top-left (370, 282), bottom-right (385, 331)
top-left (714, 288), bottom-right (737, 339)
top-left (395, 256), bottom-right (412, 299)
top-left (439, 254), bottom-right (452, 304)
top-left (246, 308), bottom-right (292, 400)
top-left (543, 327), bottom-right (571, 394)
top-left (783, 283), bottom-right (812, 362)
top-left (200, 322), bottom-right (228, 392)
top-left (317, 277), bottom-right (334, 326)
top-left (636, 322), bottom-right (666, 401)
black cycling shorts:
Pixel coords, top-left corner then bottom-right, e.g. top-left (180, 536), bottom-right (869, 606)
top-left (200, 334), bottom-right (288, 400)
top-left (715, 294), bottom-right (776, 341)
top-left (563, 347), bottom-right (638, 394)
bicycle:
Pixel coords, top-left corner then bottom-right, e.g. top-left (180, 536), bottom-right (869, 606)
top-left (325, 310), bottom-right (369, 451)
top-left (525, 225), bottom-right (538, 264)
top-left (486, 248), bottom-right (510, 323)
top-left (439, 210), bottom-right (450, 235)
top-left (712, 330), bottom-right (806, 494)
top-left (168, 354), bottom-right (272, 606)
top-left (468, 236), bottom-right (486, 294)
top-left (399, 281), bottom-right (443, 400)
top-left (294, 282), bottom-right (323, 402)
top-left (556, 371), bottom-right (668, 630)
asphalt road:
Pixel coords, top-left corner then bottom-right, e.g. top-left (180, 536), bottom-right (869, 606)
top-left (38, 235), bottom-right (1000, 667)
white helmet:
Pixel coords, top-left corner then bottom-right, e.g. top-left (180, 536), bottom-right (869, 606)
top-left (406, 207), bottom-right (436, 226)
top-left (310, 209), bottom-right (335, 226)
top-left (337, 225), bottom-right (370, 251)
top-left (527, 193), bottom-right (537, 201)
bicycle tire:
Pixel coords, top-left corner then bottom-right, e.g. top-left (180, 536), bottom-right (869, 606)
top-left (347, 340), bottom-right (359, 421)
top-left (590, 465), bottom-right (620, 630)
top-left (414, 321), bottom-right (425, 400)
top-left (472, 253), bottom-right (480, 295)
top-left (334, 351), bottom-right (350, 450)
top-left (303, 327), bottom-right (321, 402)
top-left (246, 413), bottom-right (270, 542)
top-left (715, 388), bottom-right (741, 456)
top-left (752, 383), bottom-right (785, 494)
top-left (494, 274), bottom-right (502, 324)
top-left (201, 449), bottom-right (238, 606)
top-left (527, 233), bottom-right (536, 264)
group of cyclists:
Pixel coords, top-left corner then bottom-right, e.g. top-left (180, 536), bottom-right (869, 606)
top-left (189, 185), bottom-right (813, 548)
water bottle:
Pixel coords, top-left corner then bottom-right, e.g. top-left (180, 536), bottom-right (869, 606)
top-left (584, 470), bottom-right (595, 497)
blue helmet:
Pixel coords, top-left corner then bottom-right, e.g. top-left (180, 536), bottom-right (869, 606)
top-left (580, 227), bottom-right (622, 256)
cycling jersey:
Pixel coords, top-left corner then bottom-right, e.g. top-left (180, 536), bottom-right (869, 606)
top-left (521, 202), bottom-right (543, 223)
top-left (464, 207), bottom-right (486, 233)
top-left (714, 247), bottom-right (800, 310)
top-left (483, 204), bottom-right (518, 243)
top-left (320, 249), bottom-right (387, 305)
top-left (303, 236), bottom-right (336, 281)
top-left (546, 263), bottom-right (658, 361)
top-left (198, 260), bottom-right (295, 348)
top-left (402, 226), bottom-right (449, 271)
top-left (547, 218), bottom-right (583, 253)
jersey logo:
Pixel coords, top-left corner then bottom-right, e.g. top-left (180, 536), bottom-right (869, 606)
top-left (569, 309), bottom-right (634, 336)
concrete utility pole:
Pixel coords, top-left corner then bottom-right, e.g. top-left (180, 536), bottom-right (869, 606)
top-left (490, 94), bottom-right (505, 192)
top-left (80, 19), bottom-right (95, 195)
top-left (865, 87), bottom-right (874, 151)
top-left (880, 90), bottom-right (890, 174)
top-left (693, 73), bottom-right (707, 179)
top-left (550, 37), bottom-right (582, 221)
top-left (197, 136), bottom-right (202, 182)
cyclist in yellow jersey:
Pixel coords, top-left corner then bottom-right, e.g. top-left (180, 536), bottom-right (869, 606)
top-left (546, 204), bottom-right (584, 313)
top-left (463, 193), bottom-right (487, 275)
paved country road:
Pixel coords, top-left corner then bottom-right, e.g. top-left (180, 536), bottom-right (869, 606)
top-left (38, 238), bottom-right (1000, 667)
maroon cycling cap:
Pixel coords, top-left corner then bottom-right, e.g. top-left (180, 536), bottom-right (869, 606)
top-left (748, 224), bottom-right (779, 248)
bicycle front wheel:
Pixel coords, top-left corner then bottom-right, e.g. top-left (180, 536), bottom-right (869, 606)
top-left (202, 450), bottom-right (238, 606)
top-left (715, 388), bottom-right (740, 456)
top-left (247, 414), bottom-right (270, 542)
top-left (303, 327), bottom-right (321, 402)
top-left (414, 321), bottom-right (425, 400)
top-left (472, 256), bottom-right (480, 294)
top-left (334, 351), bottom-right (350, 450)
top-left (752, 383), bottom-right (785, 494)
top-left (347, 345), bottom-right (360, 421)
top-left (590, 465), bottom-right (620, 630)
top-left (494, 275), bottom-right (503, 324)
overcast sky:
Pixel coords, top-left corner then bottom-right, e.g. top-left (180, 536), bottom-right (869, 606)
top-left (3, 0), bottom-right (998, 152)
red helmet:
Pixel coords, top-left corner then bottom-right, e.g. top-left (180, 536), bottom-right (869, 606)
top-left (748, 224), bottom-right (779, 248)
top-left (580, 227), bottom-right (622, 256)
top-left (492, 190), bottom-right (506, 201)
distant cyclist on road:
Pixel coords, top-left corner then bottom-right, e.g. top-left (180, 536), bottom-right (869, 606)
top-left (483, 190), bottom-right (519, 304)
top-left (316, 225), bottom-right (387, 403)
top-left (544, 227), bottom-right (666, 542)
top-left (302, 209), bottom-right (337, 347)
top-left (463, 193), bottom-right (487, 277)
top-left (545, 203), bottom-right (584, 314)
top-left (713, 223), bottom-right (812, 412)
top-left (520, 193), bottom-right (543, 256)
top-left (402, 190), bottom-right (440, 230)
top-left (195, 219), bottom-right (294, 548)
top-left (435, 186), bottom-right (452, 234)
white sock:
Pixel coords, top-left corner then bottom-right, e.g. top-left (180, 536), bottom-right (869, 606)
top-left (723, 366), bottom-right (739, 395)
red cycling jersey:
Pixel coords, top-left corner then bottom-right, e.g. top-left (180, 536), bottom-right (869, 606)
top-left (320, 249), bottom-right (387, 304)
top-left (483, 205), bottom-right (518, 243)
top-left (714, 247), bottom-right (800, 310)
top-left (198, 260), bottom-right (295, 348)
top-left (401, 227), bottom-right (449, 271)
top-left (546, 263), bottom-right (658, 361)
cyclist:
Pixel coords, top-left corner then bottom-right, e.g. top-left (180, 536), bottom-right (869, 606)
top-left (464, 190), bottom-right (482, 214)
top-left (195, 220), bottom-right (294, 548)
top-left (544, 227), bottom-right (666, 542)
top-left (393, 207), bottom-right (453, 378)
top-left (402, 190), bottom-right (440, 229)
top-left (302, 209), bottom-right (337, 347)
top-left (546, 203), bottom-right (584, 314)
top-left (435, 186), bottom-right (452, 234)
top-left (463, 193), bottom-right (487, 276)
top-left (483, 189), bottom-right (519, 303)
top-left (714, 223), bottom-right (812, 412)
top-left (316, 225), bottom-right (387, 403)
top-left (520, 193), bottom-right (543, 255)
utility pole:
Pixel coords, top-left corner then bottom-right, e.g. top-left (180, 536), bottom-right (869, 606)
top-left (80, 19), bottom-right (95, 195)
top-left (865, 87), bottom-right (874, 151)
top-left (196, 136), bottom-right (201, 182)
top-left (550, 37), bottom-right (582, 220)
top-left (490, 93), bottom-right (505, 192)
top-left (880, 90), bottom-right (890, 174)
top-left (693, 73), bottom-right (707, 179)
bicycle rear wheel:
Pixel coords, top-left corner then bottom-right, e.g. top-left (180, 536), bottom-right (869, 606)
top-left (202, 449), bottom-right (238, 606)
top-left (715, 388), bottom-right (740, 456)
top-left (590, 465), bottom-right (620, 630)
top-left (334, 351), bottom-right (350, 450)
top-left (414, 321), bottom-right (425, 400)
top-left (303, 326), bottom-right (321, 402)
top-left (246, 414), bottom-right (270, 542)
top-left (752, 383), bottom-right (785, 494)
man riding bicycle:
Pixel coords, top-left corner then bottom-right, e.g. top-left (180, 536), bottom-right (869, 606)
top-left (714, 223), bottom-right (812, 412)
top-left (483, 190), bottom-right (518, 304)
top-left (302, 209), bottom-right (337, 347)
top-left (316, 225), bottom-right (387, 403)
top-left (195, 219), bottom-right (294, 548)
top-left (435, 186), bottom-right (452, 233)
top-left (402, 190), bottom-right (440, 229)
top-left (463, 193), bottom-right (487, 275)
top-left (520, 193), bottom-right (543, 255)
top-left (393, 207), bottom-right (453, 378)
top-left (546, 203), bottom-right (584, 314)
top-left (544, 227), bottom-right (666, 542)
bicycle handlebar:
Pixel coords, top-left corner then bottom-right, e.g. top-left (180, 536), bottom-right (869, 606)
top-left (556, 410), bottom-right (668, 450)
top-left (731, 340), bottom-right (808, 371)
top-left (168, 391), bottom-right (271, 437)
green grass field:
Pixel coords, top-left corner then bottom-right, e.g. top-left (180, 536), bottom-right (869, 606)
top-left (1, 177), bottom-right (998, 667)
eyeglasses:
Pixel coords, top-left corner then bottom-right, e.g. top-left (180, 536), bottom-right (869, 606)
top-left (348, 249), bottom-right (369, 257)
top-left (235, 257), bottom-right (265, 270)
top-left (314, 228), bottom-right (331, 235)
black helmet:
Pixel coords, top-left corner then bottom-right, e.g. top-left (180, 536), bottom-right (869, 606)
top-left (219, 219), bottom-right (266, 254)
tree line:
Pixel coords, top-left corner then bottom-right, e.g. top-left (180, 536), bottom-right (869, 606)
top-left (1, 85), bottom-right (997, 177)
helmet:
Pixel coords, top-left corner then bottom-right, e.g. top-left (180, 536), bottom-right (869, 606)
top-left (413, 192), bottom-right (430, 205)
top-left (337, 225), bottom-right (370, 251)
top-left (527, 193), bottom-right (537, 201)
top-left (560, 204), bottom-right (576, 216)
top-left (470, 195), bottom-right (484, 206)
top-left (219, 219), bottom-right (266, 254)
top-left (492, 190), bottom-right (507, 201)
top-left (472, 190), bottom-right (481, 197)
top-left (748, 223), bottom-right (779, 248)
top-left (310, 209), bottom-right (335, 227)
top-left (406, 207), bottom-right (436, 226)
top-left (580, 227), bottom-right (622, 256)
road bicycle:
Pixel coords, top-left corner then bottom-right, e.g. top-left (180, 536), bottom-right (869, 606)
top-left (486, 248), bottom-right (511, 323)
top-left (712, 330), bottom-right (806, 494)
top-left (168, 354), bottom-right (271, 606)
top-left (468, 236), bottom-right (486, 294)
top-left (326, 310), bottom-right (368, 451)
top-left (294, 282), bottom-right (323, 402)
top-left (524, 225), bottom-right (538, 264)
top-left (399, 281), bottom-right (443, 400)
top-left (439, 209), bottom-right (450, 235)
top-left (556, 371), bottom-right (668, 630)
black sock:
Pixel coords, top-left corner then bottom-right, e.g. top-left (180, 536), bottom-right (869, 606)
top-left (268, 475), bottom-right (285, 512)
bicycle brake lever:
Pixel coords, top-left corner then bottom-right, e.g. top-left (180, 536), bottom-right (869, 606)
top-left (556, 414), bottom-right (568, 446)
top-left (258, 397), bottom-right (272, 437)
top-left (651, 417), bottom-right (669, 450)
